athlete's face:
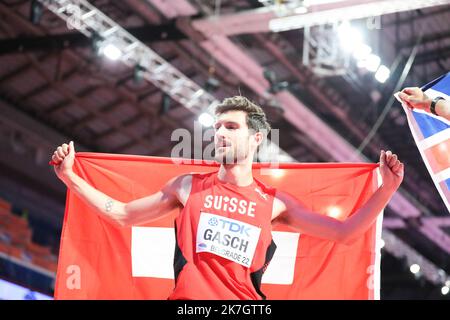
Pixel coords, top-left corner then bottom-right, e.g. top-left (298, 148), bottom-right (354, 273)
top-left (214, 111), bottom-right (262, 164)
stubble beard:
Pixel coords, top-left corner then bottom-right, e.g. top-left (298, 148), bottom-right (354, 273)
top-left (215, 146), bottom-right (248, 165)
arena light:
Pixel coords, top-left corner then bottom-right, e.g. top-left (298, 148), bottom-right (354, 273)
top-left (410, 263), bottom-right (421, 274)
top-left (441, 286), bottom-right (449, 295)
top-left (352, 43), bottom-right (372, 60)
top-left (358, 53), bottom-right (381, 72)
top-left (198, 113), bottom-right (215, 127)
top-left (268, 0), bottom-right (450, 33)
top-left (40, 0), bottom-right (217, 113)
top-left (338, 22), bottom-right (363, 52)
top-left (100, 43), bottom-right (123, 61)
top-left (375, 65), bottom-right (390, 83)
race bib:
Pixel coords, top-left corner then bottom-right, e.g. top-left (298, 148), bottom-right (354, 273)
top-left (196, 212), bottom-right (261, 267)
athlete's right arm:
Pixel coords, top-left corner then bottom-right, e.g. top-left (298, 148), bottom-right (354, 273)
top-left (51, 141), bottom-right (190, 227)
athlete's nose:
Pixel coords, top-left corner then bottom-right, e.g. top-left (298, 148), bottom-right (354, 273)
top-left (215, 125), bottom-right (227, 140)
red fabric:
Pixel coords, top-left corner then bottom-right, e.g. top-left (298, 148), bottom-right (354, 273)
top-left (54, 153), bottom-right (381, 300)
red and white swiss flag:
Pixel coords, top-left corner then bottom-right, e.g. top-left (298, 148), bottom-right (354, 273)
top-left (55, 154), bottom-right (382, 300)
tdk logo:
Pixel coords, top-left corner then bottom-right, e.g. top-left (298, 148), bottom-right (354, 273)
top-left (218, 219), bottom-right (251, 236)
top-left (208, 217), bottom-right (219, 226)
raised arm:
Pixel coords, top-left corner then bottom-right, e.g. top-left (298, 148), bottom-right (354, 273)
top-left (272, 150), bottom-right (404, 245)
top-left (51, 141), bottom-right (191, 227)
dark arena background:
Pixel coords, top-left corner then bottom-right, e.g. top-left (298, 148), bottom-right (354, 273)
top-left (0, 0), bottom-right (449, 300)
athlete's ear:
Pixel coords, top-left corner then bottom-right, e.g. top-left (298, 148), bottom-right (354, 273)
top-left (253, 131), bottom-right (264, 146)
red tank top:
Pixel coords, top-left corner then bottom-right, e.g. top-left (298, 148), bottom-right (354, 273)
top-left (168, 171), bottom-right (277, 300)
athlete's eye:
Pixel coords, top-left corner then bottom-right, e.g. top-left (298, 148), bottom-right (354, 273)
top-left (214, 122), bottom-right (238, 131)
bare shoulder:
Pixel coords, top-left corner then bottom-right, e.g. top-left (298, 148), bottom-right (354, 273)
top-left (271, 190), bottom-right (287, 220)
top-left (165, 174), bottom-right (192, 206)
top-left (165, 173), bottom-right (192, 188)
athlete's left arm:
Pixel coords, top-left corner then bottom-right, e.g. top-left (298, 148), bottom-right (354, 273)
top-left (271, 150), bottom-right (404, 245)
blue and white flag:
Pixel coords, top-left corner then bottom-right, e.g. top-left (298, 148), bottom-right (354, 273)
top-left (397, 72), bottom-right (450, 213)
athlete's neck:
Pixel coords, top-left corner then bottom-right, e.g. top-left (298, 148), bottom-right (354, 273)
top-left (217, 160), bottom-right (254, 187)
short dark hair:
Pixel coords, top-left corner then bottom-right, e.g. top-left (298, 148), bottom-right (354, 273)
top-left (214, 96), bottom-right (271, 134)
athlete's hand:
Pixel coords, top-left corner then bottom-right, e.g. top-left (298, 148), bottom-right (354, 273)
top-left (379, 150), bottom-right (404, 191)
top-left (51, 141), bottom-right (75, 181)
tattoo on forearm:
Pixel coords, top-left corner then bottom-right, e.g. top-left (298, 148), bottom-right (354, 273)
top-left (105, 199), bottom-right (114, 212)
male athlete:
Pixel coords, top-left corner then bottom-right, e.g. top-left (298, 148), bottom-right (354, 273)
top-left (51, 96), bottom-right (404, 300)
